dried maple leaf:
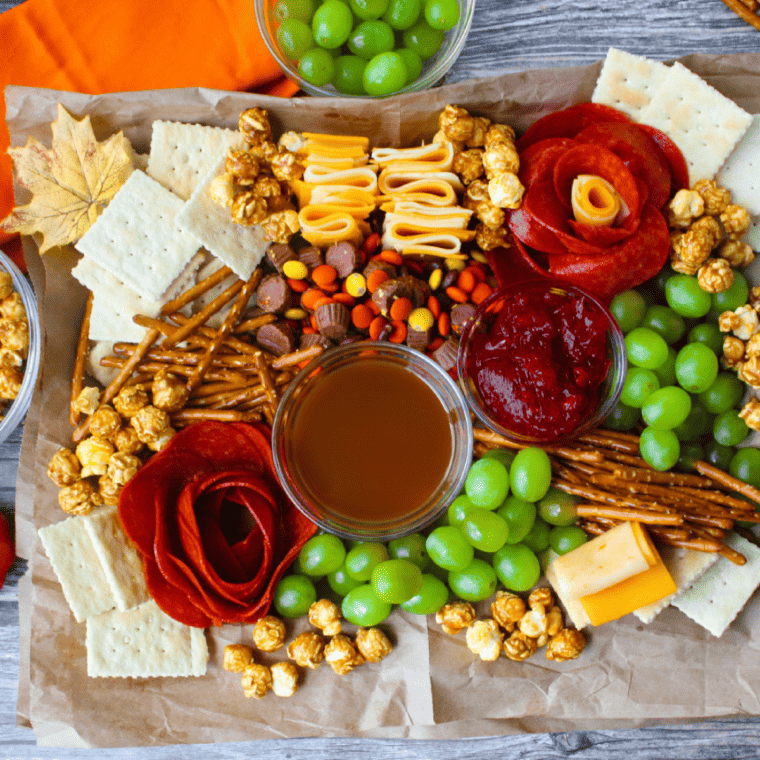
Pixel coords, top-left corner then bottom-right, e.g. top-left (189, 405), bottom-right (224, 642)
top-left (0, 104), bottom-right (134, 253)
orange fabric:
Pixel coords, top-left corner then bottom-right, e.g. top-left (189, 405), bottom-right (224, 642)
top-left (0, 0), bottom-right (299, 266)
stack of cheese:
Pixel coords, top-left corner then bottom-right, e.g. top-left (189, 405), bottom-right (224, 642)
top-left (291, 132), bottom-right (378, 248)
top-left (373, 142), bottom-right (475, 259)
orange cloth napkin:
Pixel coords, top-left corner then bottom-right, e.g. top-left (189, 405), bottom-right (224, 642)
top-left (0, 0), bottom-right (299, 267)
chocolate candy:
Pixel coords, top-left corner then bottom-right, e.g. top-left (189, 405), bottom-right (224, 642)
top-left (432, 336), bottom-right (459, 370)
top-left (256, 274), bottom-right (293, 313)
top-left (256, 321), bottom-right (296, 356)
top-left (450, 303), bottom-right (478, 335)
top-left (267, 243), bottom-right (296, 272)
top-left (326, 241), bottom-right (360, 279)
top-left (297, 245), bottom-right (323, 269)
top-left (315, 302), bottom-right (349, 341)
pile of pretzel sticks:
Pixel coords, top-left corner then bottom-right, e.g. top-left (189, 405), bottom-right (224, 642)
top-left (474, 426), bottom-right (760, 566)
top-left (70, 264), bottom-right (325, 444)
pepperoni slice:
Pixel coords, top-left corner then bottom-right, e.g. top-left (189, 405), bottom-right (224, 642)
top-left (637, 123), bottom-right (690, 193)
top-left (518, 137), bottom-right (576, 188)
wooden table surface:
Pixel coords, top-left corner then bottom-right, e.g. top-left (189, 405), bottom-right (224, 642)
top-left (2, 0), bottom-right (760, 756)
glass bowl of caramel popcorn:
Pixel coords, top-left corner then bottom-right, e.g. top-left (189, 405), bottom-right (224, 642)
top-left (255, 0), bottom-right (476, 98)
top-left (0, 251), bottom-right (41, 444)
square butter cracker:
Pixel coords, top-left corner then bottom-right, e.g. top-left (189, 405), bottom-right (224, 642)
top-left (637, 61), bottom-right (753, 186)
top-left (75, 170), bottom-right (201, 302)
top-left (633, 546), bottom-right (718, 624)
top-left (87, 599), bottom-right (209, 678)
top-left (175, 155), bottom-right (269, 281)
top-left (591, 47), bottom-right (670, 120)
top-left (672, 532), bottom-right (760, 637)
top-left (146, 121), bottom-right (244, 201)
top-left (38, 516), bottom-right (116, 623)
top-left (82, 505), bottom-right (149, 613)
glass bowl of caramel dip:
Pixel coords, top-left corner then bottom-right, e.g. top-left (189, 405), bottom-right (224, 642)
top-left (272, 341), bottom-right (473, 541)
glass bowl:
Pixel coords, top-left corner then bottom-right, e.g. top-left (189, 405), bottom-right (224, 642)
top-left (457, 278), bottom-right (627, 446)
top-left (254, 0), bottom-right (476, 97)
top-left (0, 250), bottom-right (41, 445)
top-left (272, 341), bottom-right (473, 541)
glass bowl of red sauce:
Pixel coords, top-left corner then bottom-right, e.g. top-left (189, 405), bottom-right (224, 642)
top-left (272, 341), bottom-right (473, 541)
top-left (457, 279), bottom-right (627, 446)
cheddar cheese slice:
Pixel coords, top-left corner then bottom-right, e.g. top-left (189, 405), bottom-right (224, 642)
top-left (371, 142), bottom-right (455, 172)
top-left (299, 207), bottom-right (367, 247)
top-left (378, 169), bottom-right (464, 195)
top-left (303, 132), bottom-right (370, 151)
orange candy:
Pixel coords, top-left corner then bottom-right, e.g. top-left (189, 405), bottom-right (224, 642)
top-left (379, 249), bottom-right (404, 266)
top-left (351, 303), bottom-right (373, 330)
top-left (301, 288), bottom-right (327, 311)
top-left (362, 232), bottom-right (381, 255)
top-left (438, 312), bottom-right (450, 337)
top-left (366, 268), bottom-right (390, 294)
top-left (456, 268), bottom-right (477, 294)
top-left (445, 286), bottom-right (469, 304)
top-left (287, 277), bottom-right (309, 293)
top-left (388, 320), bottom-right (407, 344)
top-left (427, 295), bottom-right (441, 319)
top-left (333, 292), bottom-right (356, 307)
top-left (389, 296), bottom-right (413, 321)
top-left (369, 315), bottom-right (389, 340)
top-left (471, 282), bottom-right (494, 305)
top-left (311, 264), bottom-right (338, 288)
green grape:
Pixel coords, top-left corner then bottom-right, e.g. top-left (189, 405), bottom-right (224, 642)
top-left (278, 18), bottom-right (315, 59)
top-left (492, 544), bottom-right (541, 592)
top-left (383, 0), bottom-right (421, 29)
top-left (289, 553), bottom-right (311, 577)
top-left (712, 270), bottom-right (749, 313)
top-left (687, 322), bottom-right (724, 355)
top-left (610, 289), bottom-right (647, 333)
top-left (713, 410), bottom-right (750, 447)
top-left (510, 447), bottom-right (552, 502)
top-left (652, 347), bottom-right (678, 388)
top-left (641, 304), bottom-right (686, 345)
top-left (675, 342), bottom-right (719, 393)
top-left (349, 0), bottom-right (389, 19)
top-left (332, 55), bottom-right (367, 94)
top-left (461, 508), bottom-right (510, 552)
top-left (426, 525), bottom-right (474, 571)
top-left (395, 47), bottom-right (423, 85)
top-left (604, 401), bottom-right (640, 431)
top-left (298, 534), bottom-right (346, 576)
top-left (342, 584), bottom-right (392, 626)
top-left (652, 267), bottom-right (675, 298)
top-left (496, 495), bottom-right (536, 545)
top-left (388, 532), bottom-right (429, 570)
top-left (424, 0), bottom-right (460, 29)
top-left (481, 447), bottom-right (516, 470)
top-left (312, 0), bottom-right (354, 48)
top-left (698, 372), bottom-right (745, 414)
top-left (641, 386), bottom-right (692, 430)
top-left (363, 51), bottom-right (408, 96)
top-left (348, 19), bottom-right (396, 59)
top-left (621, 367), bottom-right (660, 408)
top-left (447, 494), bottom-right (478, 526)
top-left (538, 487), bottom-right (579, 527)
top-left (400, 573), bottom-right (449, 614)
top-left (730, 447), bottom-right (760, 487)
top-left (625, 327), bottom-right (669, 369)
top-left (344, 542), bottom-right (389, 580)
top-left (705, 439), bottom-right (736, 471)
top-left (465, 457), bottom-right (510, 508)
top-left (327, 561), bottom-right (364, 596)
top-left (672, 400), bottom-right (713, 442)
top-left (639, 426), bottom-right (680, 471)
top-left (448, 558), bottom-right (497, 602)
top-left (665, 274), bottom-right (712, 318)
top-left (520, 516), bottom-right (551, 552)
top-left (549, 525), bottom-right (588, 555)
top-left (274, 574), bottom-right (317, 618)
top-left (677, 441), bottom-right (705, 471)
top-left (371, 558), bottom-right (423, 603)
top-left (402, 19), bottom-right (445, 58)
top-left (275, 0), bottom-right (315, 22)
top-left (298, 47), bottom-right (336, 85)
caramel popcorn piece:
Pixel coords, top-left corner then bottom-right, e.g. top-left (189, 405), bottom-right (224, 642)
top-left (0, 317), bottom-right (28, 357)
top-left (57, 479), bottom-right (103, 516)
top-left (223, 644), bottom-right (255, 673)
top-left (113, 426), bottom-right (144, 455)
top-left (720, 305), bottom-right (758, 341)
top-left (355, 627), bottom-right (393, 663)
top-left (231, 191), bottom-right (268, 225)
top-left (721, 204), bottom-right (752, 240)
top-left (466, 116), bottom-right (491, 148)
top-left (240, 662), bottom-right (273, 699)
top-left (517, 604), bottom-right (547, 640)
top-left (722, 335), bottom-right (745, 368)
top-left (47, 447), bottom-right (82, 487)
top-left (667, 188), bottom-right (705, 228)
top-left (113, 384), bottom-right (149, 418)
top-left (0, 348), bottom-right (22, 368)
top-left (433, 128), bottom-right (464, 153)
top-left (675, 228), bottom-right (713, 268)
top-left (452, 148), bottom-right (484, 184)
top-left (465, 178), bottom-right (490, 205)
top-left (475, 223), bottom-right (511, 252)
top-left (208, 172), bottom-right (236, 208)
top-left (527, 587), bottom-right (554, 611)
top-left (270, 149), bottom-right (305, 183)
top-left (697, 258), bottom-right (734, 293)
top-left (97, 474), bottom-right (121, 506)
top-left (75, 436), bottom-right (115, 478)
top-left (106, 451), bottom-right (141, 487)
top-left (720, 239), bottom-right (755, 269)
top-left (488, 173), bottom-right (524, 210)
top-left (0, 366), bottom-right (23, 400)
top-left (503, 629), bottom-right (538, 661)
top-left (690, 215), bottom-right (723, 248)
top-left (270, 661), bottom-right (300, 697)
top-left (308, 598), bottom-right (342, 636)
top-left (324, 634), bottom-right (365, 675)
top-left (151, 369), bottom-right (188, 413)
top-left (439, 105), bottom-right (476, 143)
top-left (287, 631), bottom-right (325, 669)
top-left (278, 131), bottom-right (307, 153)
top-left (130, 405), bottom-right (172, 446)
top-left (484, 123), bottom-right (516, 149)
top-left (435, 601), bottom-right (476, 635)
top-left (262, 209), bottom-right (300, 244)
top-left (226, 149), bottom-right (260, 183)
top-left (252, 614), bottom-right (287, 652)
top-left (239, 107), bottom-right (273, 144)
top-left (0, 272), bottom-right (12, 300)
top-left (71, 386), bottom-right (101, 416)
top-left (749, 286), bottom-right (760, 311)
top-left (491, 590), bottom-right (526, 633)
top-left (739, 356), bottom-right (760, 388)
top-left (0, 292), bottom-right (26, 320)
top-left (255, 174), bottom-right (283, 199)
top-left (545, 628), bottom-right (586, 662)
top-left (746, 332), bottom-right (760, 360)
top-left (693, 178), bottom-right (731, 216)
top-left (89, 404), bottom-right (122, 440)
top-left (483, 142), bottom-right (520, 180)
top-left (465, 619), bottom-right (504, 662)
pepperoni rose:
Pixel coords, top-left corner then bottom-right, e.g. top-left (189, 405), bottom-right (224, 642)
top-left (487, 103), bottom-right (689, 302)
top-left (118, 420), bottom-right (317, 627)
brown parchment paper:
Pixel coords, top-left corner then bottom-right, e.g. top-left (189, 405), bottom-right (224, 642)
top-left (8, 51), bottom-right (760, 747)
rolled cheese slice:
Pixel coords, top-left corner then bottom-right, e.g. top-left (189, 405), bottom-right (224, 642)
top-left (548, 521), bottom-right (658, 601)
top-left (378, 169), bottom-right (464, 196)
top-left (299, 207), bottom-right (367, 247)
top-left (571, 174), bottom-right (622, 227)
top-left (381, 226), bottom-right (468, 258)
top-left (384, 204), bottom-right (473, 230)
top-left (303, 165), bottom-right (379, 190)
top-left (306, 188), bottom-right (377, 219)
top-left (371, 141), bottom-right (454, 172)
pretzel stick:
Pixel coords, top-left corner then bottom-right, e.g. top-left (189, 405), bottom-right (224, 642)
top-left (189, 379), bottom-right (252, 398)
top-left (161, 278), bottom-right (245, 350)
top-left (73, 328), bottom-right (161, 443)
top-left (252, 350), bottom-right (279, 425)
top-left (575, 504), bottom-right (684, 526)
top-left (234, 313), bottom-right (279, 334)
top-left (677, 487), bottom-right (756, 511)
top-left (720, 0), bottom-right (760, 30)
top-left (160, 265), bottom-right (233, 316)
top-left (185, 270), bottom-right (262, 394)
top-left (169, 313), bottom-right (261, 356)
top-left (270, 344), bottom-right (324, 370)
top-left (739, 0), bottom-right (759, 11)
top-left (472, 427), bottom-right (604, 463)
top-left (689, 525), bottom-right (746, 565)
top-left (694, 460), bottom-right (760, 507)
top-left (577, 431), bottom-right (640, 454)
top-left (612, 466), bottom-right (713, 489)
top-left (99, 356), bottom-right (248, 384)
top-left (70, 293), bottom-right (93, 426)
top-left (170, 408), bottom-right (247, 423)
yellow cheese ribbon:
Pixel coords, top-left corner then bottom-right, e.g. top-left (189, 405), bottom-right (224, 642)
top-left (570, 174), bottom-right (622, 227)
top-left (303, 132), bottom-right (371, 151)
top-left (299, 206), bottom-right (367, 247)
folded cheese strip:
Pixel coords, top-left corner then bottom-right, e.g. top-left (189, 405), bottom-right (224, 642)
top-left (299, 206), bottom-right (368, 247)
top-left (303, 132), bottom-right (370, 150)
top-left (372, 141), bottom-right (454, 172)
top-left (381, 226), bottom-right (469, 258)
top-left (378, 169), bottom-right (464, 196)
top-left (295, 186), bottom-right (377, 217)
top-left (385, 201), bottom-right (474, 228)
